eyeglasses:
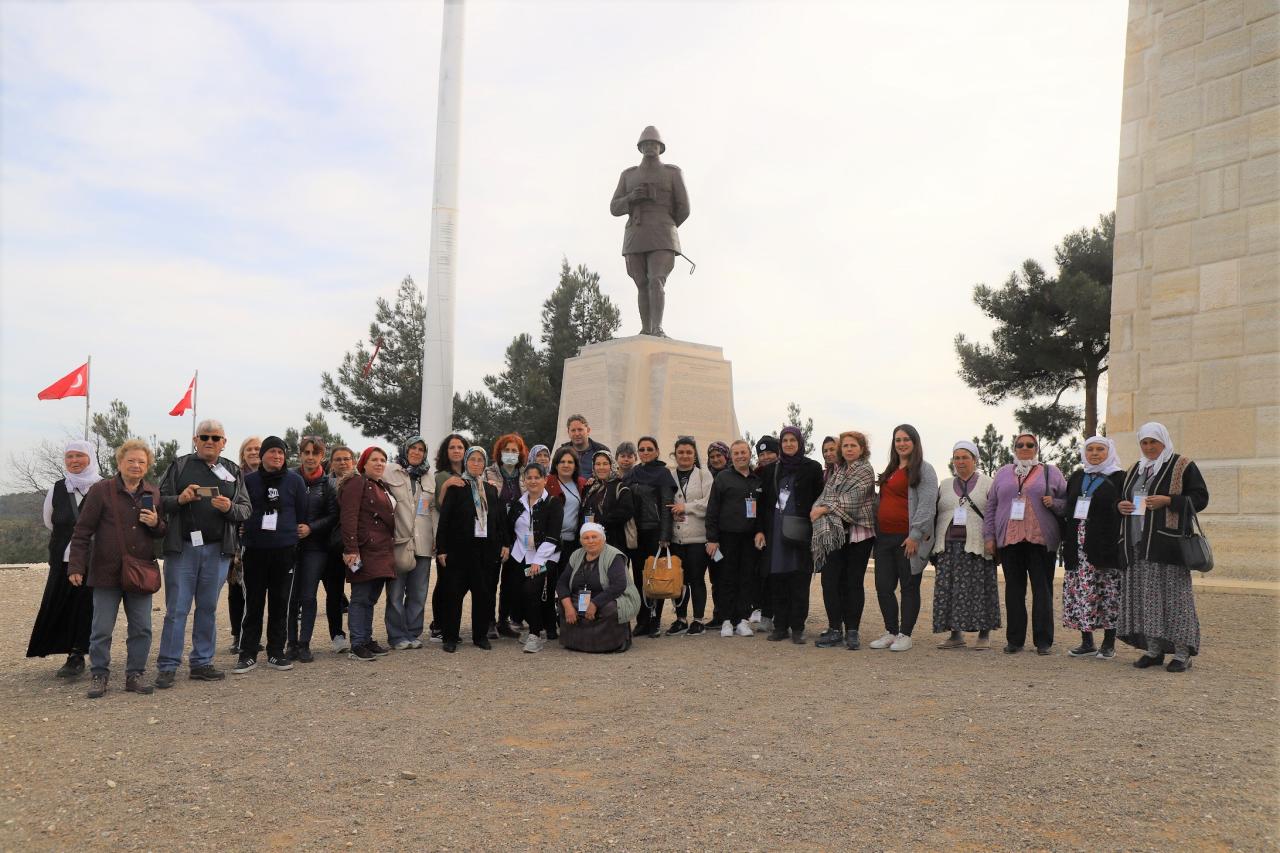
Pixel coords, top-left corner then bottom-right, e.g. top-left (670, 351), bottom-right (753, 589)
top-left (197, 435), bottom-right (225, 443)
top-left (1015, 442), bottom-right (1037, 449)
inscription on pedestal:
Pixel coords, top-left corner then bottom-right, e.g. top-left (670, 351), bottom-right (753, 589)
top-left (558, 355), bottom-right (608, 429)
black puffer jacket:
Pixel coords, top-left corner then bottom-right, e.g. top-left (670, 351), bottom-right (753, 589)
top-left (297, 470), bottom-right (338, 552)
top-left (625, 460), bottom-right (674, 541)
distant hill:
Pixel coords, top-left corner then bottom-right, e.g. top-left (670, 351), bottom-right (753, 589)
top-left (0, 491), bottom-right (48, 564)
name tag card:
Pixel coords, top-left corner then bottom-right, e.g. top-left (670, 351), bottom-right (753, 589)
top-left (474, 518), bottom-right (487, 538)
top-left (1073, 498), bottom-right (1091, 520)
top-left (417, 496), bottom-right (429, 516)
top-left (190, 530), bottom-right (204, 547)
top-left (211, 464), bottom-right (235, 483)
top-left (261, 512), bottom-right (278, 531)
top-left (712, 548), bottom-right (724, 563)
top-left (1130, 496), bottom-right (1146, 515)
top-left (577, 591), bottom-right (590, 613)
top-left (745, 498), bottom-right (757, 519)
top-left (952, 505), bottom-right (967, 525)
top-left (1010, 499), bottom-right (1026, 521)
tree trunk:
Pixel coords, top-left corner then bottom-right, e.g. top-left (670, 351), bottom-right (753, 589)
top-left (1084, 369), bottom-right (1098, 437)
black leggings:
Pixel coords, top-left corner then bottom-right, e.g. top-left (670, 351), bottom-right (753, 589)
top-left (714, 532), bottom-right (755, 625)
top-left (821, 538), bottom-right (873, 632)
top-left (1001, 541), bottom-right (1056, 649)
top-left (874, 533), bottom-right (921, 636)
top-left (516, 558), bottom-right (558, 636)
top-left (322, 549), bottom-right (347, 639)
top-left (673, 541), bottom-right (709, 620)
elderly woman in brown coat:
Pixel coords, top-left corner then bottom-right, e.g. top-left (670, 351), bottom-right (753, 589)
top-left (68, 439), bottom-right (167, 699)
top-left (339, 447), bottom-right (398, 661)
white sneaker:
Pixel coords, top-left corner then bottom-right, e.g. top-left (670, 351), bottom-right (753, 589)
top-left (720, 621), bottom-right (734, 637)
top-left (518, 630), bottom-right (530, 645)
top-left (735, 622), bottom-right (754, 637)
top-left (749, 609), bottom-right (762, 625)
top-left (889, 634), bottom-right (913, 651)
top-left (522, 633), bottom-right (545, 654)
top-left (408, 639), bottom-right (423, 649)
top-left (758, 616), bottom-right (774, 633)
top-left (869, 631), bottom-right (897, 649)
top-left (393, 640), bottom-right (412, 651)
top-left (332, 634), bottom-right (350, 653)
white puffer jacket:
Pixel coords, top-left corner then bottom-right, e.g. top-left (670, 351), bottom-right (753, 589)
top-left (669, 466), bottom-right (715, 544)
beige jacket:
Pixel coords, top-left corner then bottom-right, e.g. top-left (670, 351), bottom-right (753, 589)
top-left (670, 466), bottom-right (715, 545)
top-left (383, 463), bottom-right (437, 566)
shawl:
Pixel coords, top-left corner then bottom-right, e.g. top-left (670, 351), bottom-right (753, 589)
top-left (811, 457), bottom-right (876, 569)
top-left (62, 439), bottom-right (102, 493)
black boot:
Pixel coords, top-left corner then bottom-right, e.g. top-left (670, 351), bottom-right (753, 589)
top-left (56, 654), bottom-right (85, 678)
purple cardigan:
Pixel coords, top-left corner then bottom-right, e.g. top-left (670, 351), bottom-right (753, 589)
top-left (981, 464), bottom-right (1068, 552)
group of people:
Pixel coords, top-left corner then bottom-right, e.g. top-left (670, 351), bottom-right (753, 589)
top-left (26, 412), bottom-right (1210, 699)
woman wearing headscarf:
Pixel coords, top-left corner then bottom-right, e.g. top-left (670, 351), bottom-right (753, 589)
top-left (556, 522), bottom-right (640, 653)
top-left (338, 447), bottom-right (397, 661)
top-left (485, 432), bottom-right (528, 638)
top-left (26, 440), bottom-right (101, 677)
top-left (581, 450), bottom-right (634, 551)
top-left (931, 441), bottom-right (999, 651)
top-left (758, 426), bottom-right (825, 643)
top-left (435, 447), bottom-right (502, 652)
top-left (981, 431), bottom-right (1068, 655)
top-left (870, 424), bottom-right (939, 652)
top-left (428, 433), bottom-right (469, 642)
top-left (503, 462), bottom-right (564, 653)
top-left (529, 444), bottom-right (552, 474)
top-left (810, 431), bottom-right (876, 650)
top-left (226, 436), bottom-right (261, 654)
top-left (702, 440), bottom-right (732, 629)
top-left (706, 441), bottom-right (731, 478)
top-left (383, 435), bottom-right (436, 650)
top-left (1117, 423), bottom-right (1209, 672)
top-left (1055, 436), bottom-right (1127, 659)
top-left (625, 436), bottom-right (675, 637)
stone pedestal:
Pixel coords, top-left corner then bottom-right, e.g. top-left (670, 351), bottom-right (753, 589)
top-left (555, 336), bottom-right (740, 454)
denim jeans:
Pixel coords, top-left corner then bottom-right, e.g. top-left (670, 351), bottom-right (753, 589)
top-left (289, 548), bottom-right (328, 647)
top-left (384, 557), bottom-right (431, 644)
top-left (89, 586), bottom-right (153, 676)
top-left (157, 542), bottom-right (230, 671)
top-left (349, 579), bottom-right (387, 648)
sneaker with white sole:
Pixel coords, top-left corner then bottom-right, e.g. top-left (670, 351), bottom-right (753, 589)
top-left (758, 616), bottom-right (775, 633)
top-left (735, 621), bottom-right (754, 637)
top-left (332, 634), bottom-right (350, 654)
top-left (232, 655), bottom-right (257, 674)
top-left (749, 609), bottom-right (762, 625)
top-left (889, 634), bottom-right (913, 651)
top-left (266, 655), bottom-right (294, 670)
top-left (720, 621), bottom-right (734, 637)
top-left (392, 640), bottom-right (412, 651)
top-left (408, 639), bottom-right (423, 649)
top-left (522, 633), bottom-right (545, 654)
top-left (869, 631), bottom-right (897, 649)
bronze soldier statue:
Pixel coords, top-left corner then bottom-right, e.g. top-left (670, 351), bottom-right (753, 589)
top-left (610, 126), bottom-right (690, 337)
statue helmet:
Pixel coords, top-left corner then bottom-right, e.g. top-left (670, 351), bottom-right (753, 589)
top-left (636, 126), bottom-right (666, 154)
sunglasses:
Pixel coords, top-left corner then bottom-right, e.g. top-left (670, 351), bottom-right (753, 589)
top-left (1015, 442), bottom-right (1037, 449)
top-left (197, 435), bottom-right (225, 443)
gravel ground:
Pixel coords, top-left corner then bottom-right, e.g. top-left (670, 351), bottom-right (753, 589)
top-left (2, 563), bottom-right (1277, 852)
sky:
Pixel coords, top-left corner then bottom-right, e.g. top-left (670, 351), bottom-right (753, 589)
top-left (0, 0), bottom-right (1127, 488)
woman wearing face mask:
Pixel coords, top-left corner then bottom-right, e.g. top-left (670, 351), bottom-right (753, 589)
top-left (382, 435), bottom-right (436, 651)
top-left (1056, 436), bottom-right (1126, 660)
top-left (625, 436), bottom-right (676, 637)
top-left (758, 426), bottom-right (825, 643)
top-left (667, 437), bottom-right (715, 636)
top-left (581, 450), bottom-right (634, 550)
top-left (427, 433), bottom-right (469, 643)
top-left (226, 436), bottom-right (261, 654)
top-left (1117, 423), bottom-right (1209, 672)
top-left (810, 431), bottom-right (876, 650)
top-left (485, 433), bottom-right (529, 638)
top-left (982, 431), bottom-right (1067, 655)
top-left (931, 441), bottom-right (998, 651)
top-left (435, 447), bottom-right (502, 652)
top-left (503, 463), bottom-right (564, 653)
top-left (323, 446), bottom-right (356, 652)
top-left (870, 424), bottom-right (939, 653)
top-left (27, 440), bottom-right (102, 678)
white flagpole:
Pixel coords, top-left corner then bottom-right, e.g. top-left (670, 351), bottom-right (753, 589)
top-left (420, 0), bottom-right (465, 456)
top-left (191, 370), bottom-right (199, 436)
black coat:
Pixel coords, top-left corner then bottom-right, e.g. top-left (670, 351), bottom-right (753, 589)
top-left (503, 492), bottom-right (565, 561)
top-left (435, 480), bottom-right (503, 564)
top-left (758, 458), bottom-right (825, 534)
top-left (705, 467), bottom-right (764, 540)
top-left (582, 478), bottom-right (634, 551)
top-left (297, 471), bottom-right (339, 552)
top-left (625, 460), bottom-right (674, 540)
top-left (1118, 454), bottom-right (1209, 569)
top-left (1058, 469), bottom-right (1126, 572)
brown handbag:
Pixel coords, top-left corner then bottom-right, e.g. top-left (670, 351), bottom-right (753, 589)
top-left (112, 490), bottom-right (162, 595)
top-left (642, 545), bottom-right (684, 600)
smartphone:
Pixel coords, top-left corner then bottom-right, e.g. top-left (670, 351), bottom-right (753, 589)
top-left (140, 494), bottom-right (154, 511)
top-left (196, 486), bottom-right (219, 499)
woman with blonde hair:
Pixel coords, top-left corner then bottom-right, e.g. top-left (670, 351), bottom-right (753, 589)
top-left (226, 435), bottom-right (261, 654)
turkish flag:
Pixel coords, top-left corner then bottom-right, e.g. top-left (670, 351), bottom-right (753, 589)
top-left (37, 362), bottom-right (89, 400)
top-left (169, 375), bottom-right (196, 416)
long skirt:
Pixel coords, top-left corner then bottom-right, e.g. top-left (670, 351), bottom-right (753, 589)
top-left (1062, 525), bottom-right (1121, 631)
top-left (931, 543), bottom-right (1001, 633)
top-left (558, 601), bottom-right (630, 653)
top-left (27, 561), bottom-right (93, 658)
top-left (1119, 558), bottom-right (1200, 656)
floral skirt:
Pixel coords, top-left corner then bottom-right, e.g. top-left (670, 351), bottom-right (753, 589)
top-left (1119, 558), bottom-right (1200, 656)
top-left (932, 544), bottom-right (1001, 633)
top-left (1062, 525), bottom-right (1121, 631)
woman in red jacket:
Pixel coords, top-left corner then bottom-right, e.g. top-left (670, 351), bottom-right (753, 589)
top-left (339, 447), bottom-right (397, 661)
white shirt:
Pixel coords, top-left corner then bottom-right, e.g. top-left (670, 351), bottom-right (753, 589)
top-left (511, 491), bottom-right (559, 566)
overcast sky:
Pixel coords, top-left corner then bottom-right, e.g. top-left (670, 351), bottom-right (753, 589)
top-left (0, 0), bottom-right (1127, 486)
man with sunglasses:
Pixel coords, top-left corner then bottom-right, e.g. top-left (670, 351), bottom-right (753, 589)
top-left (155, 420), bottom-right (252, 689)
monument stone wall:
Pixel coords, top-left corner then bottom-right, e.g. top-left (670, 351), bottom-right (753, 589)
top-left (1108, 0), bottom-right (1280, 579)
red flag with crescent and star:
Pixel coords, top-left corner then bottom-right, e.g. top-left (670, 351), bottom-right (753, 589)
top-left (37, 363), bottom-right (89, 400)
top-left (169, 374), bottom-right (197, 416)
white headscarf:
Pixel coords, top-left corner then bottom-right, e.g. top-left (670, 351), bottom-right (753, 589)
top-left (952, 440), bottom-right (980, 460)
top-left (1080, 435), bottom-right (1122, 475)
top-left (1136, 422), bottom-right (1175, 474)
top-left (62, 439), bottom-right (102, 493)
top-left (579, 521), bottom-right (606, 539)
top-left (1012, 432), bottom-right (1039, 478)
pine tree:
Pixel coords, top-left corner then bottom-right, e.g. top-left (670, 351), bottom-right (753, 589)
top-left (973, 423), bottom-right (1013, 476)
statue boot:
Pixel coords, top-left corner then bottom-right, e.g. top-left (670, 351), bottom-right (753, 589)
top-left (637, 287), bottom-right (652, 335)
top-left (647, 281), bottom-right (668, 338)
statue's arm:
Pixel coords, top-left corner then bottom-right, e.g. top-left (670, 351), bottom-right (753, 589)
top-left (671, 167), bottom-right (690, 226)
top-left (609, 173), bottom-right (631, 217)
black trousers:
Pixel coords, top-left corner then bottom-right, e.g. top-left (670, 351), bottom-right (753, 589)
top-left (1000, 541), bottom-right (1056, 649)
top-left (322, 549), bottom-right (347, 639)
top-left (821, 538), bottom-right (873, 632)
top-left (516, 558), bottom-right (558, 635)
top-left (438, 548), bottom-right (494, 643)
top-left (497, 556), bottom-right (526, 626)
top-left (430, 576), bottom-right (445, 629)
top-left (241, 545), bottom-right (296, 658)
top-left (228, 572), bottom-right (245, 638)
top-left (874, 533), bottom-right (921, 636)
top-left (715, 532), bottom-right (755, 625)
top-left (746, 562), bottom-right (772, 618)
top-left (769, 569), bottom-right (812, 632)
top-left (631, 528), bottom-right (664, 627)
top-left (673, 541), bottom-right (709, 620)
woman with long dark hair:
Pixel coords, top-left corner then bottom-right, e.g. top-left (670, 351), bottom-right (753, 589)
top-left (667, 436), bottom-right (715, 636)
top-left (624, 436), bottom-right (674, 637)
top-left (427, 433), bottom-right (469, 642)
top-left (869, 424), bottom-right (938, 653)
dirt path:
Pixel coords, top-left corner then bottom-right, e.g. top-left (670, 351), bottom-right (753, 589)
top-left (2, 565), bottom-right (1276, 851)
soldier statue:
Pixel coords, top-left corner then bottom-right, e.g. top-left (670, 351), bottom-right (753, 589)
top-left (610, 126), bottom-right (690, 337)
